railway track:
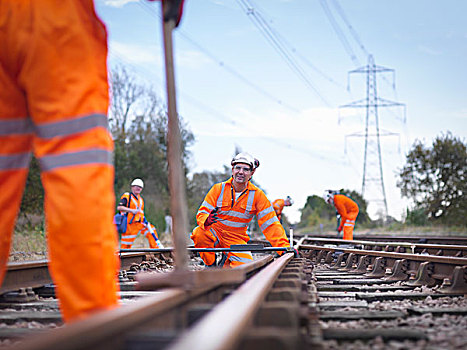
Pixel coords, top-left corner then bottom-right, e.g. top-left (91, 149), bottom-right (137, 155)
top-left (1, 236), bottom-right (466, 350)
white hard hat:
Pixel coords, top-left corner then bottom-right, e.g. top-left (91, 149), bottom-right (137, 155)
top-left (286, 196), bottom-right (294, 205)
top-left (323, 190), bottom-right (335, 204)
top-left (131, 178), bottom-right (144, 188)
top-left (231, 152), bottom-right (259, 170)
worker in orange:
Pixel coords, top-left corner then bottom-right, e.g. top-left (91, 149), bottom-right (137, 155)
top-left (191, 152), bottom-right (291, 268)
top-left (0, 0), bottom-right (119, 322)
top-left (324, 190), bottom-right (359, 240)
top-left (272, 196), bottom-right (294, 222)
top-left (117, 179), bottom-right (163, 249)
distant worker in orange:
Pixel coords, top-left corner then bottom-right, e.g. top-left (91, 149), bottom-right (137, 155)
top-left (272, 196), bottom-right (294, 222)
top-left (117, 179), bottom-right (163, 249)
top-left (324, 190), bottom-right (359, 240)
top-left (0, 0), bottom-right (119, 322)
top-left (191, 152), bottom-right (291, 268)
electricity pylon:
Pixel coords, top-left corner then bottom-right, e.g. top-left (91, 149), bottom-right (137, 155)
top-left (340, 55), bottom-right (405, 220)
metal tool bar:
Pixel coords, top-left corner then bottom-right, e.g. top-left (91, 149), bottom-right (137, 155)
top-left (120, 246), bottom-right (290, 254)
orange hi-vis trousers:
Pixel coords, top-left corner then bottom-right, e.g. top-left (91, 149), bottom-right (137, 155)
top-left (0, 0), bottom-right (120, 322)
top-left (120, 221), bottom-right (161, 249)
top-left (191, 226), bottom-right (253, 268)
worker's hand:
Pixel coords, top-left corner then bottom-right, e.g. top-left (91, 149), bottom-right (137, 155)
top-left (286, 247), bottom-right (299, 258)
top-left (204, 207), bottom-right (219, 227)
top-left (337, 227), bottom-right (342, 233)
top-left (131, 208), bottom-right (139, 215)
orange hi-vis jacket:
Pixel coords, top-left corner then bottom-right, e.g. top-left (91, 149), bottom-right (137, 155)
top-left (0, 0), bottom-right (119, 322)
top-left (119, 192), bottom-right (160, 249)
top-left (333, 194), bottom-right (359, 240)
top-left (191, 178), bottom-right (290, 267)
top-left (272, 199), bottom-right (285, 219)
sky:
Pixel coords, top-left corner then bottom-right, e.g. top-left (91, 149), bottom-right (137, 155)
top-left (95, 0), bottom-right (467, 223)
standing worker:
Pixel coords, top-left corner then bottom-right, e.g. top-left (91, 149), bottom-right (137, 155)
top-left (191, 152), bottom-right (291, 268)
top-left (117, 179), bottom-right (163, 249)
top-left (324, 190), bottom-right (359, 240)
top-left (272, 196), bottom-right (294, 222)
top-left (0, 0), bottom-right (120, 322)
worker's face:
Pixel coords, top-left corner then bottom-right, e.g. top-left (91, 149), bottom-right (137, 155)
top-left (131, 185), bottom-right (143, 195)
top-left (232, 163), bottom-right (254, 185)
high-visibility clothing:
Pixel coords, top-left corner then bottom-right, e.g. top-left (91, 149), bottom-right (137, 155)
top-left (272, 199), bottom-right (285, 221)
top-left (333, 194), bottom-right (359, 240)
top-left (191, 178), bottom-right (290, 268)
top-left (118, 192), bottom-right (161, 249)
top-left (0, 0), bottom-right (119, 322)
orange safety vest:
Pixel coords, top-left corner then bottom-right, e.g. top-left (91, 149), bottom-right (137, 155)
top-left (196, 178), bottom-right (290, 248)
top-left (119, 192), bottom-right (145, 223)
top-left (333, 194), bottom-right (359, 232)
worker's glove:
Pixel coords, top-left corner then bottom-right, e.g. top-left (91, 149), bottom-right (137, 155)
top-left (204, 207), bottom-right (219, 227)
top-left (286, 247), bottom-right (300, 258)
top-left (337, 227), bottom-right (342, 233)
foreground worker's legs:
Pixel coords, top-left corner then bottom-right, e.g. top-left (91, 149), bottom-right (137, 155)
top-left (0, 0), bottom-right (120, 322)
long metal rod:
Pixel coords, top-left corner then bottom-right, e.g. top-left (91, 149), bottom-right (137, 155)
top-left (161, 3), bottom-right (189, 271)
top-left (120, 247), bottom-right (289, 253)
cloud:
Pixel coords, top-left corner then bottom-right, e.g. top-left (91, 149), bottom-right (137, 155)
top-left (176, 50), bottom-right (212, 69)
top-left (103, 0), bottom-right (139, 8)
top-left (417, 45), bottom-right (442, 56)
top-left (109, 41), bottom-right (162, 65)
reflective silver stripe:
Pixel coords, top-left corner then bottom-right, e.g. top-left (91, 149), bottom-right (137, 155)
top-left (245, 190), bottom-right (255, 212)
top-left (344, 223), bottom-right (355, 227)
top-left (209, 228), bottom-right (220, 246)
top-left (36, 113), bottom-right (108, 139)
top-left (257, 206), bottom-right (274, 220)
top-left (220, 220), bottom-right (249, 228)
top-left (198, 210), bottom-right (210, 215)
top-left (347, 220), bottom-right (355, 223)
top-left (130, 195), bottom-right (142, 209)
top-left (121, 235), bottom-right (137, 239)
top-left (0, 152), bottom-right (31, 170)
top-left (260, 216), bottom-right (279, 231)
top-left (218, 210), bottom-right (254, 220)
top-left (201, 200), bottom-right (215, 211)
top-left (216, 182), bottom-right (226, 208)
top-left (39, 149), bottom-right (112, 171)
top-left (228, 254), bottom-right (252, 262)
top-left (0, 119), bottom-right (33, 136)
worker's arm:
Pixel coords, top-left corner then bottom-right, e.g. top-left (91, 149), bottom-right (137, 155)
top-left (196, 183), bottom-right (221, 230)
top-left (256, 193), bottom-right (289, 248)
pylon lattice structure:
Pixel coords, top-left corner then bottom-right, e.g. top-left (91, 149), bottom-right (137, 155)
top-left (340, 55), bottom-right (405, 220)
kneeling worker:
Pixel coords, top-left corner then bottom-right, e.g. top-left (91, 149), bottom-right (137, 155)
top-left (117, 179), bottom-right (163, 249)
top-left (191, 152), bottom-right (291, 267)
top-left (324, 190), bottom-right (359, 240)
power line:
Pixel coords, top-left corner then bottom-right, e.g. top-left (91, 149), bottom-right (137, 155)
top-left (138, 1), bottom-right (300, 113)
top-left (237, 0), bottom-right (332, 107)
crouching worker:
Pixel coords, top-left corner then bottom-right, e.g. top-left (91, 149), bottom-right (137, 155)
top-left (117, 179), bottom-right (163, 249)
top-left (191, 153), bottom-right (290, 268)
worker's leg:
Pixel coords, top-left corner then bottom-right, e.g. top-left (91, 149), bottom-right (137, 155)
top-left (226, 251), bottom-right (253, 267)
top-left (0, 8), bottom-right (33, 284)
top-left (191, 226), bottom-right (219, 266)
top-left (342, 213), bottom-right (357, 240)
top-left (141, 223), bottom-right (160, 248)
top-left (22, 1), bottom-right (120, 322)
top-left (121, 223), bottom-right (141, 249)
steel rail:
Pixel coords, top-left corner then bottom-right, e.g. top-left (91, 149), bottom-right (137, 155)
top-left (7, 255), bottom-right (275, 350)
top-left (1, 253), bottom-right (152, 294)
top-left (300, 237), bottom-right (467, 256)
top-left (167, 252), bottom-right (295, 350)
top-left (299, 244), bottom-right (467, 265)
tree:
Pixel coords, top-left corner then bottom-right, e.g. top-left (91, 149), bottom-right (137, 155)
top-left (397, 132), bottom-right (467, 226)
